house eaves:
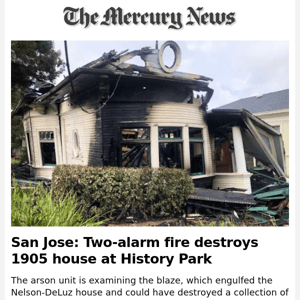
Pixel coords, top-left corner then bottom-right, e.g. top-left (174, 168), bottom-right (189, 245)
top-left (12, 41), bottom-right (214, 117)
top-left (33, 67), bottom-right (212, 106)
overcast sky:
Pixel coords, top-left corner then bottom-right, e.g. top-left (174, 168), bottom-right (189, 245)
top-left (54, 40), bottom-right (289, 110)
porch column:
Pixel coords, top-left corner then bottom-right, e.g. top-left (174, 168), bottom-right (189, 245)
top-left (150, 125), bottom-right (159, 168)
top-left (182, 126), bottom-right (190, 171)
top-left (232, 126), bottom-right (247, 173)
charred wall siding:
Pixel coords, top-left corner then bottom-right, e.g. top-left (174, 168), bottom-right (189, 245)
top-left (101, 90), bottom-right (213, 175)
top-left (101, 85), bottom-right (191, 166)
top-left (101, 102), bottom-right (150, 165)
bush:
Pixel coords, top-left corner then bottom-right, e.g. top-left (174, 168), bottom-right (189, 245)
top-left (11, 158), bottom-right (21, 166)
top-left (52, 166), bottom-right (194, 219)
top-left (11, 182), bottom-right (105, 226)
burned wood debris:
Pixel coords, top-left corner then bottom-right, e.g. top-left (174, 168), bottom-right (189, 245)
top-left (186, 170), bottom-right (289, 226)
top-left (12, 41), bottom-right (289, 226)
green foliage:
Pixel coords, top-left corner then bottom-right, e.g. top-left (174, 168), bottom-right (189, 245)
top-left (11, 41), bottom-right (65, 154)
top-left (11, 159), bottom-right (21, 166)
top-left (11, 41), bottom-right (65, 92)
top-left (197, 216), bottom-right (237, 227)
top-left (52, 166), bottom-right (194, 219)
top-left (19, 148), bottom-right (29, 163)
top-left (11, 115), bottom-right (24, 150)
top-left (11, 182), bottom-right (105, 227)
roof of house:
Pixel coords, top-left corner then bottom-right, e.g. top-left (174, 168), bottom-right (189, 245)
top-left (216, 89), bottom-right (289, 113)
top-left (12, 41), bottom-right (214, 117)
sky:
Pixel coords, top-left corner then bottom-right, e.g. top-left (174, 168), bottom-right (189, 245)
top-left (54, 40), bottom-right (289, 110)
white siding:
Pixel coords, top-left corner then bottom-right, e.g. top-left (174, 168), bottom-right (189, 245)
top-left (213, 173), bottom-right (252, 194)
top-left (146, 100), bottom-right (213, 175)
top-left (60, 100), bottom-right (102, 166)
top-left (23, 107), bottom-right (62, 170)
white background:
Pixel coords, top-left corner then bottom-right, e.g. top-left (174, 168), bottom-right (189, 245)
top-left (4, 0), bottom-right (297, 299)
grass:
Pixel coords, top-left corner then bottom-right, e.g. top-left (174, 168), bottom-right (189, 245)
top-left (192, 214), bottom-right (238, 227)
top-left (11, 182), bottom-right (106, 227)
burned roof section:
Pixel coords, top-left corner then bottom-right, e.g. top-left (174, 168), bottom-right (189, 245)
top-left (12, 41), bottom-right (214, 117)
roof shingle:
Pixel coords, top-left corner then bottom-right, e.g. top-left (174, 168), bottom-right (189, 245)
top-left (217, 89), bottom-right (289, 113)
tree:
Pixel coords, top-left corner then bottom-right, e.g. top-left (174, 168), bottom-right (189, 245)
top-left (11, 41), bottom-right (65, 157)
top-left (11, 41), bottom-right (65, 106)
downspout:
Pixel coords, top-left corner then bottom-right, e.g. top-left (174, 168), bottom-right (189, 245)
top-left (200, 87), bottom-right (214, 110)
top-left (57, 103), bottom-right (63, 164)
top-left (200, 87), bottom-right (214, 123)
top-left (29, 109), bottom-right (35, 165)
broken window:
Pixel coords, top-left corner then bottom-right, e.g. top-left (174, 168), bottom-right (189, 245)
top-left (121, 128), bottom-right (150, 167)
top-left (159, 127), bottom-right (183, 168)
top-left (158, 127), bottom-right (181, 139)
top-left (189, 127), bottom-right (203, 139)
top-left (189, 128), bottom-right (205, 174)
top-left (122, 128), bottom-right (150, 140)
top-left (39, 131), bottom-right (56, 166)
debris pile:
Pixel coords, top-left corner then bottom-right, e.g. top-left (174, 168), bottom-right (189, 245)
top-left (186, 169), bottom-right (289, 226)
top-left (247, 169), bottom-right (289, 226)
top-left (11, 163), bottom-right (31, 180)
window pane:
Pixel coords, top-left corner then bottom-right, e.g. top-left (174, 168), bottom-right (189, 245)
top-left (122, 128), bottom-right (150, 140)
top-left (41, 143), bottom-right (56, 165)
top-left (259, 133), bottom-right (272, 151)
top-left (40, 131), bottom-right (54, 140)
top-left (122, 143), bottom-right (150, 167)
top-left (190, 142), bottom-right (205, 174)
top-left (189, 127), bottom-right (203, 139)
top-left (159, 127), bottom-right (182, 139)
top-left (159, 142), bottom-right (183, 168)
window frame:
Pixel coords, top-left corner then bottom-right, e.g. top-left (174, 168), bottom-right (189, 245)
top-left (158, 126), bottom-right (183, 141)
top-left (256, 127), bottom-right (277, 159)
top-left (39, 130), bottom-right (57, 167)
top-left (189, 127), bottom-right (205, 176)
top-left (118, 125), bottom-right (151, 168)
top-left (158, 126), bottom-right (184, 169)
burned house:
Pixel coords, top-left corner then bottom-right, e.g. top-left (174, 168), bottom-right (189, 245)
top-left (12, 41), bottom-right (287, 199)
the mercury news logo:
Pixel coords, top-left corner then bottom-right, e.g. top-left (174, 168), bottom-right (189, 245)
top-left (63, 7), bottom-right (236, 29)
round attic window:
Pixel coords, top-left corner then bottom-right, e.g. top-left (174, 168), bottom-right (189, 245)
top-left (158, 41), bottom-right (181, 73)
